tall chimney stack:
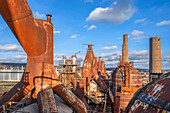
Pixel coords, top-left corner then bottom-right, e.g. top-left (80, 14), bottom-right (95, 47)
top-left (149, 37), bottom-right (162, 81)
top-left (122, 34), bottom-right (129, 64)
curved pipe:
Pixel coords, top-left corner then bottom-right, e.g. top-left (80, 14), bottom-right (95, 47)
top-left (0, 0), bottom-right (46, 56)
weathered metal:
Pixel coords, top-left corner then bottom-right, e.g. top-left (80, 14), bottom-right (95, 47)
top-left (82, 45), bottom-right (107, 93)
top-left (37, 87), bottom-right (58, 113)
top-left (112, 34), bottom-right (142, 111)
top-left (53, 84), bottom-right (87, 113)
top-left (114, 96), bottom-right (120, 113)
top-left (125, 72), bottom-right (170, 113)
top-left (0, 0), bottom-right (87, 112)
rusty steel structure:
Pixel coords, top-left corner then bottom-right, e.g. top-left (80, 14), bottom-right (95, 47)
top-left (80, 44), bottom-right (115, 112)
top-left (82, 44), bottom-right (107, 94)
top-left (58, 55), bottom-right (81, 89)
top-left (125, 72), bottom-right (170, 113)
top-left (0, 0), bottom-right (87, 113)
top-left (149, 37), bottom-right (162, 81)
top-left (112, 34), bottom-right (142, 111)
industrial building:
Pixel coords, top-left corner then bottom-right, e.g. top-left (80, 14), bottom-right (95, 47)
top-left (112, 34), bottom-right (142, 111)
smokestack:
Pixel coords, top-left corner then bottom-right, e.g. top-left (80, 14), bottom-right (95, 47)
top-left (46, 14), bottom-right (52, 23)
top-left (149, 37), bottom-right (162, 81)
top-left (122, 34), bottom-right (129, 64)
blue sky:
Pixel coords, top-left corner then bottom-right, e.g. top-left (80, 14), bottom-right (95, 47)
top-left (0, 0), bottom-right (170, 69)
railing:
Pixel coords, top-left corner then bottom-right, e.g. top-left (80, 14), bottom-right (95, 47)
top-left (58, 60), bottom-right (81, 66)
top-left (0, 69), bottom-right (24, 81)
top-left (60, 68), bottom-right (81, 74)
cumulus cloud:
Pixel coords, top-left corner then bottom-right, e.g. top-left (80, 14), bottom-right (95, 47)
top-left (134, 18), bottom-right (146, 23)
top-left (0, 55), bottom-right (27, 63)
top-left (101, 45), bottom-right (118, 50)
top-left (86, 0), bottom-right (135, 24)
top-left (156, 20), bottom-right (170, 26)
top-left (104, 61), bottom-right (118, 68)
top-left (0, 44), bottom-right (22, 52)
top-left (99, 51), bottom-right (121, 58)
top-left (84, 0), bottom-right (93, 3)
top-left (129, 50), bottom-right (149, 60)
top-left (130, 30), bottom-right (148, 40)
top-left (131, 30), bottom-right (144, 36)
top-left (54, 31), bottom-right (61, 34)
top-left (34, 11), bottom-right (46, 18)
top-left (70, 34), bottom-right (80, 39)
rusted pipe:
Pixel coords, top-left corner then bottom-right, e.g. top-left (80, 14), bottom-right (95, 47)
top-left (53, 84), bottom-right (87, 113)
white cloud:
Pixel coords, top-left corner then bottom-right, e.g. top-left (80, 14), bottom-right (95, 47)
top-left (99, 51), bottom-right (121, 58)
top-left (84, 25), bottom-right (97, 31)
top-left (129, 50), bottom-right (149, 60)
top-left (0, 55), bottom-right (27, 63)
top-left (87, 25), bottom-right (97, 31)
top-left (130, 30), bottom-right (148, 40)
top-left (83, 25), bottom-right (88, 28)
top-left (55, 53), bottom-right (66, 57)
top-left (54, 31), bottom-right (61, 34)
top-left (134, 18), bottom-right (146, 23)
top-left (84, 0), bottom-right (93, 3)
top-left (101, 45), bottom-right (118, 50)
top-left (156, 20), bottom-right (170, 26)
top-left (34, 11), bottom-right (46, 18)
top-left (131, 30), bottom-right (144, 36)
top-left (0, 44), bottom-right (22, 52)
top-left (86, 0), bottom-right (135, 24)
top-left (70, 34), bottom-right (80, 39)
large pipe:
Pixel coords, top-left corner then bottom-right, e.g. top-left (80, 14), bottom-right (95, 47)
top-left (53, 84), bottom-right (87, 113)
top-left (0, 0), bottom-right (46, 56)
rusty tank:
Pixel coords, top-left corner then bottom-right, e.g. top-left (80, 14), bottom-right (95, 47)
top-left (0, 0), bottom-right (87, 113)
top-left (125, 72), bottom-right (170, 113)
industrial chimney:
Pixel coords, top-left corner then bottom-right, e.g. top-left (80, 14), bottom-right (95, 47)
top-left (149, 37), bottom-right (162, 81)
top-left (46, 14), bottom-right (52, 23)
top-left (122, 34), bottom-right (129, 64)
